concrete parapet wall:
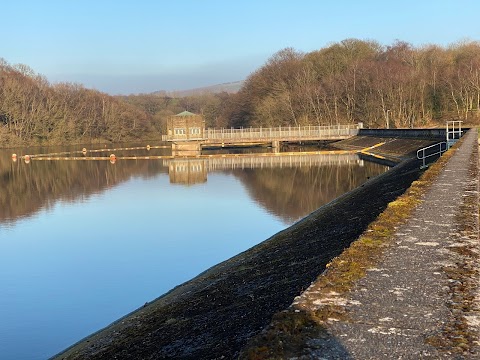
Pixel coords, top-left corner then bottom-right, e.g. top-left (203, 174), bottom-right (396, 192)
top-left (172, 142), bottom-right (201, 151)
top-left (359, 128), bottom-right (446, 139)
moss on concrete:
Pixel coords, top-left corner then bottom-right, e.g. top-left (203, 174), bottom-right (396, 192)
top-left (239, 135), bottom-right (472, 359)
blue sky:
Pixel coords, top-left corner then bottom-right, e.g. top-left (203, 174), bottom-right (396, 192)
top-left (2, 0), bottom-right (479, 94)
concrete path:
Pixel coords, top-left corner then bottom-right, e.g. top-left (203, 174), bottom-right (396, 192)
top-left (290, 130), bottom-right (479, 359)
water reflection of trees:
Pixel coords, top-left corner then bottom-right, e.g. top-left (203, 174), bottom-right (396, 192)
top-left (0, 150), bottom-right (388, 226)
top-left (0, 152), bottom-right (167, 224)
top-left (231, 162), bottom-right (388, 224)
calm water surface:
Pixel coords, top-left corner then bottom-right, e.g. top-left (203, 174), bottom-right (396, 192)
top-left (0, 145), bottom-right (389, 359)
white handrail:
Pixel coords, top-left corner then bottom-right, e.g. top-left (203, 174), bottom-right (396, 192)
top-left (446, 120), bottom-right (463, 146)
top-left (417, 142), bottom-right (448, 169)
top-left (204, 124), bottom-right (359, 141)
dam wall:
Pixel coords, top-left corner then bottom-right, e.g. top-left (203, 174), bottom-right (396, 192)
top-left (358, 128), bottom-right (446, 139)
top-left (53, 132), bottom-right (471, 359)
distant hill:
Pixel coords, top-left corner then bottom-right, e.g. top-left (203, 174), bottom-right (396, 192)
top-left (152, 81), bottom-right (244, 97)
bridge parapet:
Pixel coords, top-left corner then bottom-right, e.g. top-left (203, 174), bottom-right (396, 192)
top-left (162, 124), bottom-right (361, 144)
top-left (205, 124), bottom-right (360, 143)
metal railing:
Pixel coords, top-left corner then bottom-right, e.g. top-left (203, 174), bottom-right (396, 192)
top-left (162, 124), bottom-right (360, 142)
top-left (446, 120), bottom-right (463, 147)
top-left (205, 124), bottom-right (359, 141)
top-left (417, 142), bottom-right (448, 169)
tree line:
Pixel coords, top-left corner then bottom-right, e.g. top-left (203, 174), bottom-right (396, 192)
top-left (1, 39), bottom-right (479, 146)
top-left (228, 39), bottom-right (480, 129)
top-left (0, 59), bottom-right (155, 146)
top-left (123, 39), bottom-right (480, 130)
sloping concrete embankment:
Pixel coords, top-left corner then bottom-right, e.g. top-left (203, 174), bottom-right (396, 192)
top-left (241, 129), bottom-right (479, 359)
top-left (54, 136), bottom-right (441, 360)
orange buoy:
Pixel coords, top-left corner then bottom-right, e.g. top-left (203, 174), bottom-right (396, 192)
top-left (12, 153), bottom-right (17, 162)
top-left (146, 145), bottom-right (151, 151)
top-left (109, 153), bottom-right (116, 163)
top-left (24, 155), bottom-right (31, 164)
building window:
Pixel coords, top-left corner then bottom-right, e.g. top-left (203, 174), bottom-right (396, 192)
top-left (174, 128), bottom-right (186, 135)
top-left (190, 128), bottom-right (200, 135)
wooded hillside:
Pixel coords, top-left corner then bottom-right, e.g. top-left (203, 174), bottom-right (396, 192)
top-left (1, 39), bottom-right (479, 147)
top-left (228, 39), bottom-right (480, 129)
top-left (0, 60), bottom-right (156, 146)
top-left (124, 39), bottom-right (480, 131)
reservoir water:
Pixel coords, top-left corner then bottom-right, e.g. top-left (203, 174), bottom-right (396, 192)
top-left (0, 145), bottom-right (389, 359)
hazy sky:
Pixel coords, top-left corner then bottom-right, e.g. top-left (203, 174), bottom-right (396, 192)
top-left (2, 0), bottom-right (479, 94)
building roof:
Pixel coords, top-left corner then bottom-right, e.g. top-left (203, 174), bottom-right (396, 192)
top-left (175, 110), bottom-right (197, 117)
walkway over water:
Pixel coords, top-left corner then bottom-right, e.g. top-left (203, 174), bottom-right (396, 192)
top-left (163, 124), bottom-right (361, 151)
top-left (203, 124), bottom-right (360, 143)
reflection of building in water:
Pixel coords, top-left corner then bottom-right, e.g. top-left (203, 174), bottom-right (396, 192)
top-left (165, 153), bottom-right (364, 184)
top-left (168, 159), bottom-right (207, 185)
